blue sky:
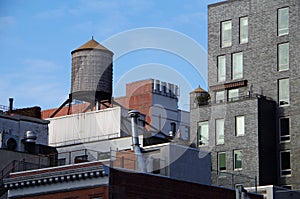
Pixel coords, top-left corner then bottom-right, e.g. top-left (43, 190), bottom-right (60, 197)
top-left (0, 0), bottom-right (221, 111)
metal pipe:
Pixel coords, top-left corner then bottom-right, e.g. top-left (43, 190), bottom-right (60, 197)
top-left (255, 176), bottom-right (257, 193)
top-left (128, 110), bottom-right (146, 172)
top-left (129, 110), bottom-right (140, 147)
top-left (8, 98), bottom-right (13, 114)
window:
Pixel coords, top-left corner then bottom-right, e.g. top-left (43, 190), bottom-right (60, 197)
top-left (234, 150), bottom-right (243, 170)
top-left (280, 118), bottom-right (290, 142)
top-left (278, 7), bottom-right (289, 36)
top-left (198, 121), bottom-right (209, 146)
top-left (216, 91), bottom-right (225, 103)
top-left (232, 52), bottom-right (243, 80)
top-left (170, 122), bottom-right (176, 136)
top-left (282, 185), bottom-right (292, 190)
top-left (221, 20), bottom-right (232, 47)
top-left (74, 155), bottom-right (88, 163)
top-left (58, 158), bottom-right (66, 166)
top-left (228, 89), bottom-right (239, 101)
top-left (235, 116), bottom-right (245, 136)
top-left (218, 152), bottom-right (226, 171)
top-left (218, 56), bottom-right (226, 82)
top-left (240, 17), bottom-right (248, 44)
top-left (280, 150), bottom-right (291, 176)
top-left (278, 43), bottom-right (289, 71)
top-left (182, 126), bottom-right (189, 141)
top-left (216, 119), bottom-right (224, 144)
top-left (278, 78), bottom-right (290, 106)
top-left (152, 158), bottom-right (160, 174)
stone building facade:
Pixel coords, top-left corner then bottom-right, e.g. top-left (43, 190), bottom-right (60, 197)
top-left (190, 0), bottom-right (300, 189)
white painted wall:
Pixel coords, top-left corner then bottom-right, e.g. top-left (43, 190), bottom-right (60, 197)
top-left (48, 107), bottom-right (124, 146)
top-left (151, 93), bottom-right (190, 140)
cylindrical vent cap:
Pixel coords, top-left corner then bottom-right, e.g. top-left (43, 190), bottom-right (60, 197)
top-left (24, 131), bottom-right (37, 143)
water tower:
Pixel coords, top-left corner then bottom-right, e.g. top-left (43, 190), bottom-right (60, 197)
top-left (50, 37), bottom-right (113, 117)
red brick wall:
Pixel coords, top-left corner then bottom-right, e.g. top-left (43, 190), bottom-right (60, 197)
top-left (12, 106), bottom-right (41, 118)
top-left (112, 151), bottom-right (137, 170)
top-left (19, 186), bottom-right (108, 199)
top-left (114, 80), bottom-right (154, 131)
top-left (115, 79), bottom-right (153, 116)
top-left (125, 79), bottom-right (153, 97)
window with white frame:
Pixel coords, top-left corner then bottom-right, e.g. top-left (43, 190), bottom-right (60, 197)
top-left (183, 126), bottom-right (189, 141)
top-left (218, 55), bottom-right (226, 82)
top-left (218, 152), bottom-right (226, 171)
top-left (234, 150), bottom-right (243, 170)
top-left (278, 7), bottom-right (289, 36)
top-left (240, 17), bottom-right (248, 44)
top-left (221, 20), bottom-right (232, 47)
top-left (216, 90), bottom-right (225, 103)
top-left (278, 78), bottom-right (290, 106)
top-left (232, 52), bottom-right (243, 80)
top-left (280, 117), bottom-right (290, 142)
top-left (198, 121), bottom-right (209, 146)
top-left (216, 119), bottom-right (224, 144)
top-left (278, 43), bottom-right (289, 71)
top-left (228, 88), bottom-right (239, 101)
top-left (235, 116), bottom-right (245, 136)
top-left (280, 150), bottom-right (291, 176)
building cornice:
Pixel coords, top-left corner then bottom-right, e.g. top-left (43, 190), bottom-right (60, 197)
top-left (4, 163), bottom-right (107, 190)
top-left (209, 80), bottom-right (248, 91)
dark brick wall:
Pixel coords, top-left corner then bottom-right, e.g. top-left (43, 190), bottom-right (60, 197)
top-left (199, 0), bottom-right (300, 189)
top-left (12, 107), bottom-right (41, 119)
top-left (109, 168), bottom-right (263, 199)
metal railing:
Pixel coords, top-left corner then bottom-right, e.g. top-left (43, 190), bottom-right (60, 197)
top-left (0, 105), bottom-right (9, 112)
top-left (0, 149), bottom-right (108, 181)
top-left (0, 148), bottom-right (112, 197)
top-left (51, 133), bottom-right (120, 147)
top-left (196, 93), bottom-right (273, 107)
top-left (211, 169), bottom-right (257, 192)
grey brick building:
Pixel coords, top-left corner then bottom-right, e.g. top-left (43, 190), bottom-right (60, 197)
top-left (190, 0), bottom-right (300, 190)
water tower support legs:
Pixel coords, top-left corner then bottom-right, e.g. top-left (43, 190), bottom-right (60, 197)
top-left (49, 98), bottom-right (70, 118)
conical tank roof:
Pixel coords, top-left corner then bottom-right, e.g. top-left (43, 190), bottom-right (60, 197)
top-left (192, 86), bottom-right (207, 93)
top-left (71, 36), bottom-right (113, 55)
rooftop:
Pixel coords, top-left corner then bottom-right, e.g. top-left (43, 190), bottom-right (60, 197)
top-left (71, 36), bottom-right (113, 54)
top-left (192, 86), bottom-right (207, 93)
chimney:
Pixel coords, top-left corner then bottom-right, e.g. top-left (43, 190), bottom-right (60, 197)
top-left (128, 110), bottom-right (146, 172)
top-left (8, 98), bottom-right (13, 114)
top-left (129, 110), bottom-right (140, 147)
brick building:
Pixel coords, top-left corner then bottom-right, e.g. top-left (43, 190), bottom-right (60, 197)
top-left (4, 161), bottom-right (109, 199)
top-left (114, 79), bottom-right (189, 140)
top-left (109, 168), bottom-right (263, 199)
top-left (190, 0), bottom-right (300, 189)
